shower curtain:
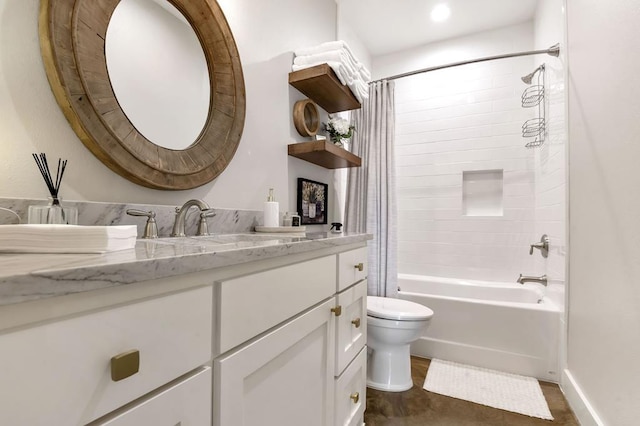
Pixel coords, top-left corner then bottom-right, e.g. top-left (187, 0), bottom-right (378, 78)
top-left (345, 80), bottom-right (397, 298)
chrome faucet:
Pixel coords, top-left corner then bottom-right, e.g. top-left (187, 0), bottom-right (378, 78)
top-left (171, 199), bottom-right (211, 237)
top-left (517, 274), bottom-right (548, 286)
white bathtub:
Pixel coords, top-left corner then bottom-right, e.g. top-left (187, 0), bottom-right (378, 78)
top-left (398, 273), bottom-right (560, 382)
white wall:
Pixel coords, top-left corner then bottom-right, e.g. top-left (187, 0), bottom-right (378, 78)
top-left (336, 4), bottom-right (372, 74)
top-left (373, 23), bottom-right (532, 82)
top-left (0, 0), bottom-right (338, 217)
top-left (378, 23), bottom-right (539, 282)
top-left (566, 0), bottom-right (640, 424)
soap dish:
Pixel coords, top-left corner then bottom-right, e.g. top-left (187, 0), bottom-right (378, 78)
top-left (255, 226), bottom-right (306, 233)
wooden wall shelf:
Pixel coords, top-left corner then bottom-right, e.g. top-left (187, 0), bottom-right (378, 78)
top-left (288, 141), bottom-right (361, 169)
top-left (288, 64), bottom-right (361, 113)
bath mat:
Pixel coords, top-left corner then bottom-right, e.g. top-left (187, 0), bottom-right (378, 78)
top-left (423, 359), bottom-right (553, 420)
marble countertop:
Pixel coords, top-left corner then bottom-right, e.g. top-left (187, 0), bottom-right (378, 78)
top-left (0, 232), bottom-right (370, 307)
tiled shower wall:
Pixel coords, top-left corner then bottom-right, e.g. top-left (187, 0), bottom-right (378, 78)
top-left (533, 0), bottom-right (567, 297)
top-left (391, 26), bottom-right (540, 282)
top-left (533, 64), bottom-right (566, 292)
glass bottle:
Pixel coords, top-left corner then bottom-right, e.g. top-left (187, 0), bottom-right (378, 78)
top-left (283, 212), bottom-right (293, 227)
top-left (28, 197), bottom-right (78, 225)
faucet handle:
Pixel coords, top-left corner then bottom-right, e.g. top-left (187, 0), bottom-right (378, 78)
top-left (197, 209), bottom-right (216, 236)
top-left (126, 209), bottom-right (158, 239)
top-left (529, 234), bottom-right (549, 257)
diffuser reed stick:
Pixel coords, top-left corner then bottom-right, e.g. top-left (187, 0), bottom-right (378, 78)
top-left (32, 153), bottom-right (67, 205)
top-left (28, 153), bottom-right (76, 224)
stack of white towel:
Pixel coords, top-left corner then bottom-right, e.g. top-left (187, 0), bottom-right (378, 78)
top-left (0, 224), bottom-right (138, 253)
top-left (293, 41), bottom-right (371, 103)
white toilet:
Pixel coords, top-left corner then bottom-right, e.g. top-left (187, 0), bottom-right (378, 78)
top-left (366, 296), bottom-right (434, 392)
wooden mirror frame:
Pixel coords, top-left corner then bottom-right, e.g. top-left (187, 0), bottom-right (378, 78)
top-left (39, 0), bottom-right (246, 190)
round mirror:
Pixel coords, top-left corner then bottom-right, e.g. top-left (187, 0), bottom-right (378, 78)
top-left (106, 0), bottom-right (210, 150)
top-left (40, 0), bottom-right (246, 190)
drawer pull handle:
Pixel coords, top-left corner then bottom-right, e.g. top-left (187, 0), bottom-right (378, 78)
top-left (111, 349), bottom-right (140, 382)
top-left (350, 392), bottom-right (360, 404)
top-left (351, 318), bottom-right (361, 328)
top-left (354, 263), bottom-right (364, 272)
top-left (331, 305), bottom-right (342, 317)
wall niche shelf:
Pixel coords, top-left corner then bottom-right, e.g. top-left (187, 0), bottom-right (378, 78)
top-left (288, 64), bottom-right (361, 113)
top-left (288, 141), bottom-right (361, 169)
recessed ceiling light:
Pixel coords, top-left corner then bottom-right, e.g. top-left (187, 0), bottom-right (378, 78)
top-left (431, 3), bottom-right (451, 22)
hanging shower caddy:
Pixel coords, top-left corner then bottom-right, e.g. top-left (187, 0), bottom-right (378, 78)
top-left (520, 63), bottom-right (546, 148)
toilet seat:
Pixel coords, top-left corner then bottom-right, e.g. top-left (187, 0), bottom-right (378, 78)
top-left (367, 296), bottom-right (433, 321)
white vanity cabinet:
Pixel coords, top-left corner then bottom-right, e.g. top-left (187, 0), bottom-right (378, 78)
top-left (334, 247), bottom-right (368, 426)
top-left (0, 285), bottom-right (213, 426)
top-left (0, 237), bottom-right (370, 426)
top-left (213, 245), bottom-right (369, 426)
top-left (213, 255), bottom-right (337, 426)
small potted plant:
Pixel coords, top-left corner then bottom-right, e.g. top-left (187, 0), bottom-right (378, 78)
top-left (323, 116), bottom-right (355, 147)
top-left (307, 187), bottom-right (318, 219)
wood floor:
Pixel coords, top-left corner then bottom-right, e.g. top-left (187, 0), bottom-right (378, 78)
top-left (364, 357), bottom-right (579, 426)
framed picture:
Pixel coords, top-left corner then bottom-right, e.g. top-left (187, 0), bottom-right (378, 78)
top-left (297, 178), bottom-right (328, 225)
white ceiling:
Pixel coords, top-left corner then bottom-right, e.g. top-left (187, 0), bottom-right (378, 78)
top-left (339, 0), bottom-right (539, 56)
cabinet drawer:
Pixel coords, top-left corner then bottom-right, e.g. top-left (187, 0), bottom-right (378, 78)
top-left (90, 367), bottom-right (211, 425)
top-left (335, 279), bottom-right (367, 376)
top-left (338, 247), bottom-right (367, 292)
top-left (217, 255), bottom-right (336, 354)
top-left (215, 298), bottom-right (336, 426)
top-left (335, 347), bottom-right (367, 426)
top-left (0, 286), bottom-right (212, 426)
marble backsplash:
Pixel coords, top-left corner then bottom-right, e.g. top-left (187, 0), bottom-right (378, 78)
top-left (0, 198), bottom-right (263, 238)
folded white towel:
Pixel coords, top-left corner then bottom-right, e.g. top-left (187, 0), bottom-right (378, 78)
top-left (0, 224), bottom-right (138, 253)
top-left (294, 40), bottom-right (371, 81)
top-left (295, 40), bottom-right (353, 58)
top-left (293, 49), bottom-right (371, 83)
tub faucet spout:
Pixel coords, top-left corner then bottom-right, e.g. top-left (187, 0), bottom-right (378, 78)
top-left (517, 274), bottom-right (547, 286)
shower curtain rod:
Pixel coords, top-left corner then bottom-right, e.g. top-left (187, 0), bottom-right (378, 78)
top-left (371, 43), bottom-right (560, 83)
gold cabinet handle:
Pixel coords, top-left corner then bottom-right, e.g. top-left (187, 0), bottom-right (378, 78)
top-left (351, 318), bottom-right (361, 328)
top-left (350, 392), bottom-right (360, 404)
top-left (354, 263), bottom-right (364, 272)
top-left (111, 349), bottom-right (140, 382)
top-left (331, 305), bottom-right (342, 317)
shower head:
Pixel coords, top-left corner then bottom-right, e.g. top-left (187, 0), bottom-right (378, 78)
top-left (521, 64), bottom-right (545, 85)
top-left (521, 72), bottom-right (536, 85)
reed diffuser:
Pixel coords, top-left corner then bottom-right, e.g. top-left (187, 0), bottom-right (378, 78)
top-left (28, 153), bottom-right (77, 225)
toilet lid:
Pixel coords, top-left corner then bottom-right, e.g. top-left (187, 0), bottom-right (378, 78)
top-left (367, 296), bottom-right (434, 321)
